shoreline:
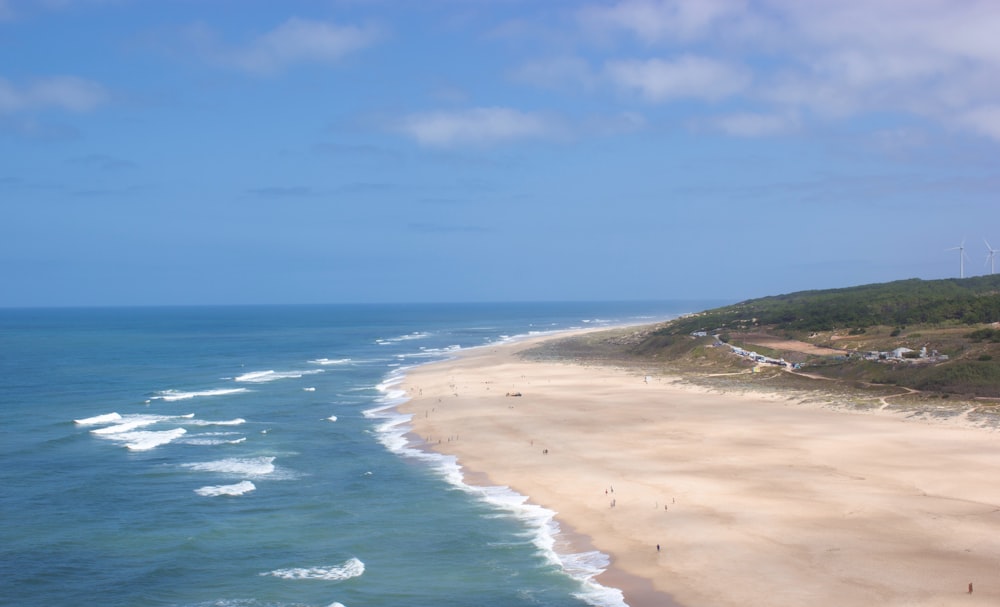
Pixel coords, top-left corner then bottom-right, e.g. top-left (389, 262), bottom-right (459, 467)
top-left (375, 332), bottom-right (649, 607)
top-left (396, 327), bottom-right (1000, 607)
top-left (393, 331), bottom-right (684, 606)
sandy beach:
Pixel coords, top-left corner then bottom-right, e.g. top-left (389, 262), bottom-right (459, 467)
top-left (398, 330), bottom-right (1000, 607)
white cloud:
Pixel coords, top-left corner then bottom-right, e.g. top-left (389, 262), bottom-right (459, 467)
top-left (579, 0), bottom-right (744, 44)
top-left (762, 77), bottom-right (861, 118)
top-left (780, 0), bottom-right (1000, 67)
top-left (954, 105), bottom-right (1000, 141)
top-left (397, 107), bottom-right (554, 146)
top-left (603, 110), bottom-right (647, 132)
top-left (869, 127), bottom-right (929, 156)
top-left (569, 0), bottom-right (1000, 141)
top-left (711, 111), bottom-right (798, 137)
top-left (583, 111), bottom-right (648, 136)
top-left (200, 17), bottom-right (380, 75)
top-left (510, 56), bottom-right (596, 91)
top-left (604, 55), bottom-right (750, 102)
top-left (0, 76), bottom-right (108, 113)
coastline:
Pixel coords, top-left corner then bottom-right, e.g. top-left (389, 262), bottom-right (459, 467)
top-left (396, 327), bottom-right (1000, 607)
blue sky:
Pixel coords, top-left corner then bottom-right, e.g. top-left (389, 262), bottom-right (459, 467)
top-left (3, 0), bottom-right (1000, 307)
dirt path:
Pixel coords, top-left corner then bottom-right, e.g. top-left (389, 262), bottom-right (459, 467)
top-left (738, 333), bottom-right (843, 356)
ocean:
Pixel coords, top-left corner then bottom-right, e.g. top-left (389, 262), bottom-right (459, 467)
top-left (0, 302), bottom-right (710, 607)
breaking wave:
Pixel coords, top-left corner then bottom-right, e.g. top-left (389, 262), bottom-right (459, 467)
top-left (151, 388), bottom-right (250, 401)
top-left (261, 558), bottom-right (365, 581)
top-left (376, 332), bottom-right (431, 345)
top-left (195, 481), bottom-right (256, 497)
top-left (234, 370), bottom-right (324, 383)
top-left (74, 412), bottom-right (122, 425)
top-left (122, 428), bottom-right (188, 451)
top-left (308, 358), bottom-right (352, 366)
top-left (181, 456), bottom-right (276, 477)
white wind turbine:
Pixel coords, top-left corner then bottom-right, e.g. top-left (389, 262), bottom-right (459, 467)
top-left (947, 240), bottom-right (968, 278)
top-left (987, 239), bottom-right (999, 275)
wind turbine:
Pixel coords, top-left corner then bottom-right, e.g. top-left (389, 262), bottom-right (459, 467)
top-left (947, 240), bottom-right (968, 278)
top-left (987, 239), bottom-right (998, 275)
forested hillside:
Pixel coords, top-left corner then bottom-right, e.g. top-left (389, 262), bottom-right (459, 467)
top-left (662, 276), bottom-right (1000, 335)
top-left (530, 276), bottom-right (1000, 397)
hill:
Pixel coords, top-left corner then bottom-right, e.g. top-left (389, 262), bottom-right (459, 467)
top-left (528, 276), bottom-right (1000, 399)
top-left (664, 275), bottom-right (1000, 334)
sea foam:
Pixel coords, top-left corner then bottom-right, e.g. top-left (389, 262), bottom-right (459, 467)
top-left (308, 358), bottom-right (352, 366)
top-left (121, 428), bottom-right (188, 451)
top-left (234, 369), bottom-right (323, 383)
top-left (393, 345), bottom-right (461, 361)
top-left (89, 413), bottom-right (194, 435)
top-left (151, 388), bottom-right (250, 401)
top-left (74, 412), bottom-right (122, 425)
top-left (183, 418), bottom-right (246, 427)
top-left (375, 331), bottom-right (431, 345)
top-left (195, 480), bottom-right (256, 497)
top-left (261, 558), bottom-right (364, 581)
top-left (179, 432), bottom-right (246, 446)
top-left (90, 418), bottom-right (162, 435)
top-left (181, 456), bottom-right (276, 477)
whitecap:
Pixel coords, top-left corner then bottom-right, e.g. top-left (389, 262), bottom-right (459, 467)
top-left (327, 415), bottom-right (338, 422)
top-left (194, 480), bottom-right (256, 497)
top-left (122, 428), bottom-right (188, 451)
top-left (90, 414), bottom-right (194, 435)
top-left (179, 432), bottom-right (247, 446)
top-left (234, 369), bottom-right (324, 383)
top-left (308, 358), bottom-right (352, 366)
top-left (393, 345), bottom-right (462, 361)
top-left (183, 418), bottom-right (246, 427)
top-left (74, 412), bottom-right (122, 425)
top-left (375, 331), bottom-right (431, 345)
top-left (91, 418), bottom-right (161, 435)
top-left (261, 557), bottom-right (364, 581)
top-left (151, 388), bottom-right (250, 401)
top-left (181, 456), bottom-right (276, 477)
top-left (303, 387), bottom-right (316, 392)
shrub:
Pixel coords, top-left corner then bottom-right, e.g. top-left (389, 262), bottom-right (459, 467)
top-left (966, 328), bottom-right (1000, 343)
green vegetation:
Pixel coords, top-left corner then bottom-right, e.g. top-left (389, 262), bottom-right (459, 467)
top-left (912, 361), bottom-right (1000, 396)
top-left (638, 276), bottom-right (1000, 398)
top-left (659, 276), bottom-right (1000, 335)
top-left (967, 328), bottom-right (1000, 343)
top-left (527, 276), bottom-right (1000, 399)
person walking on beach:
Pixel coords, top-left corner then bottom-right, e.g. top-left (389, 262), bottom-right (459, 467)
top-left (968, 582), bottom-right (973, 594)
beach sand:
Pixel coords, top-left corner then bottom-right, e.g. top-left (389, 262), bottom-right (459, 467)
top-left (398, 331), bottom-right (1000, 607)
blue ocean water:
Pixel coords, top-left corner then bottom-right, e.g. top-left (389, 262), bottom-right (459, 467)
top-left (0, 302), bottom-right (710, 607)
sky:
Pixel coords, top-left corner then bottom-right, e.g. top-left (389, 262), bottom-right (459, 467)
top-left (3, 0), bottom-right (1000, 307)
